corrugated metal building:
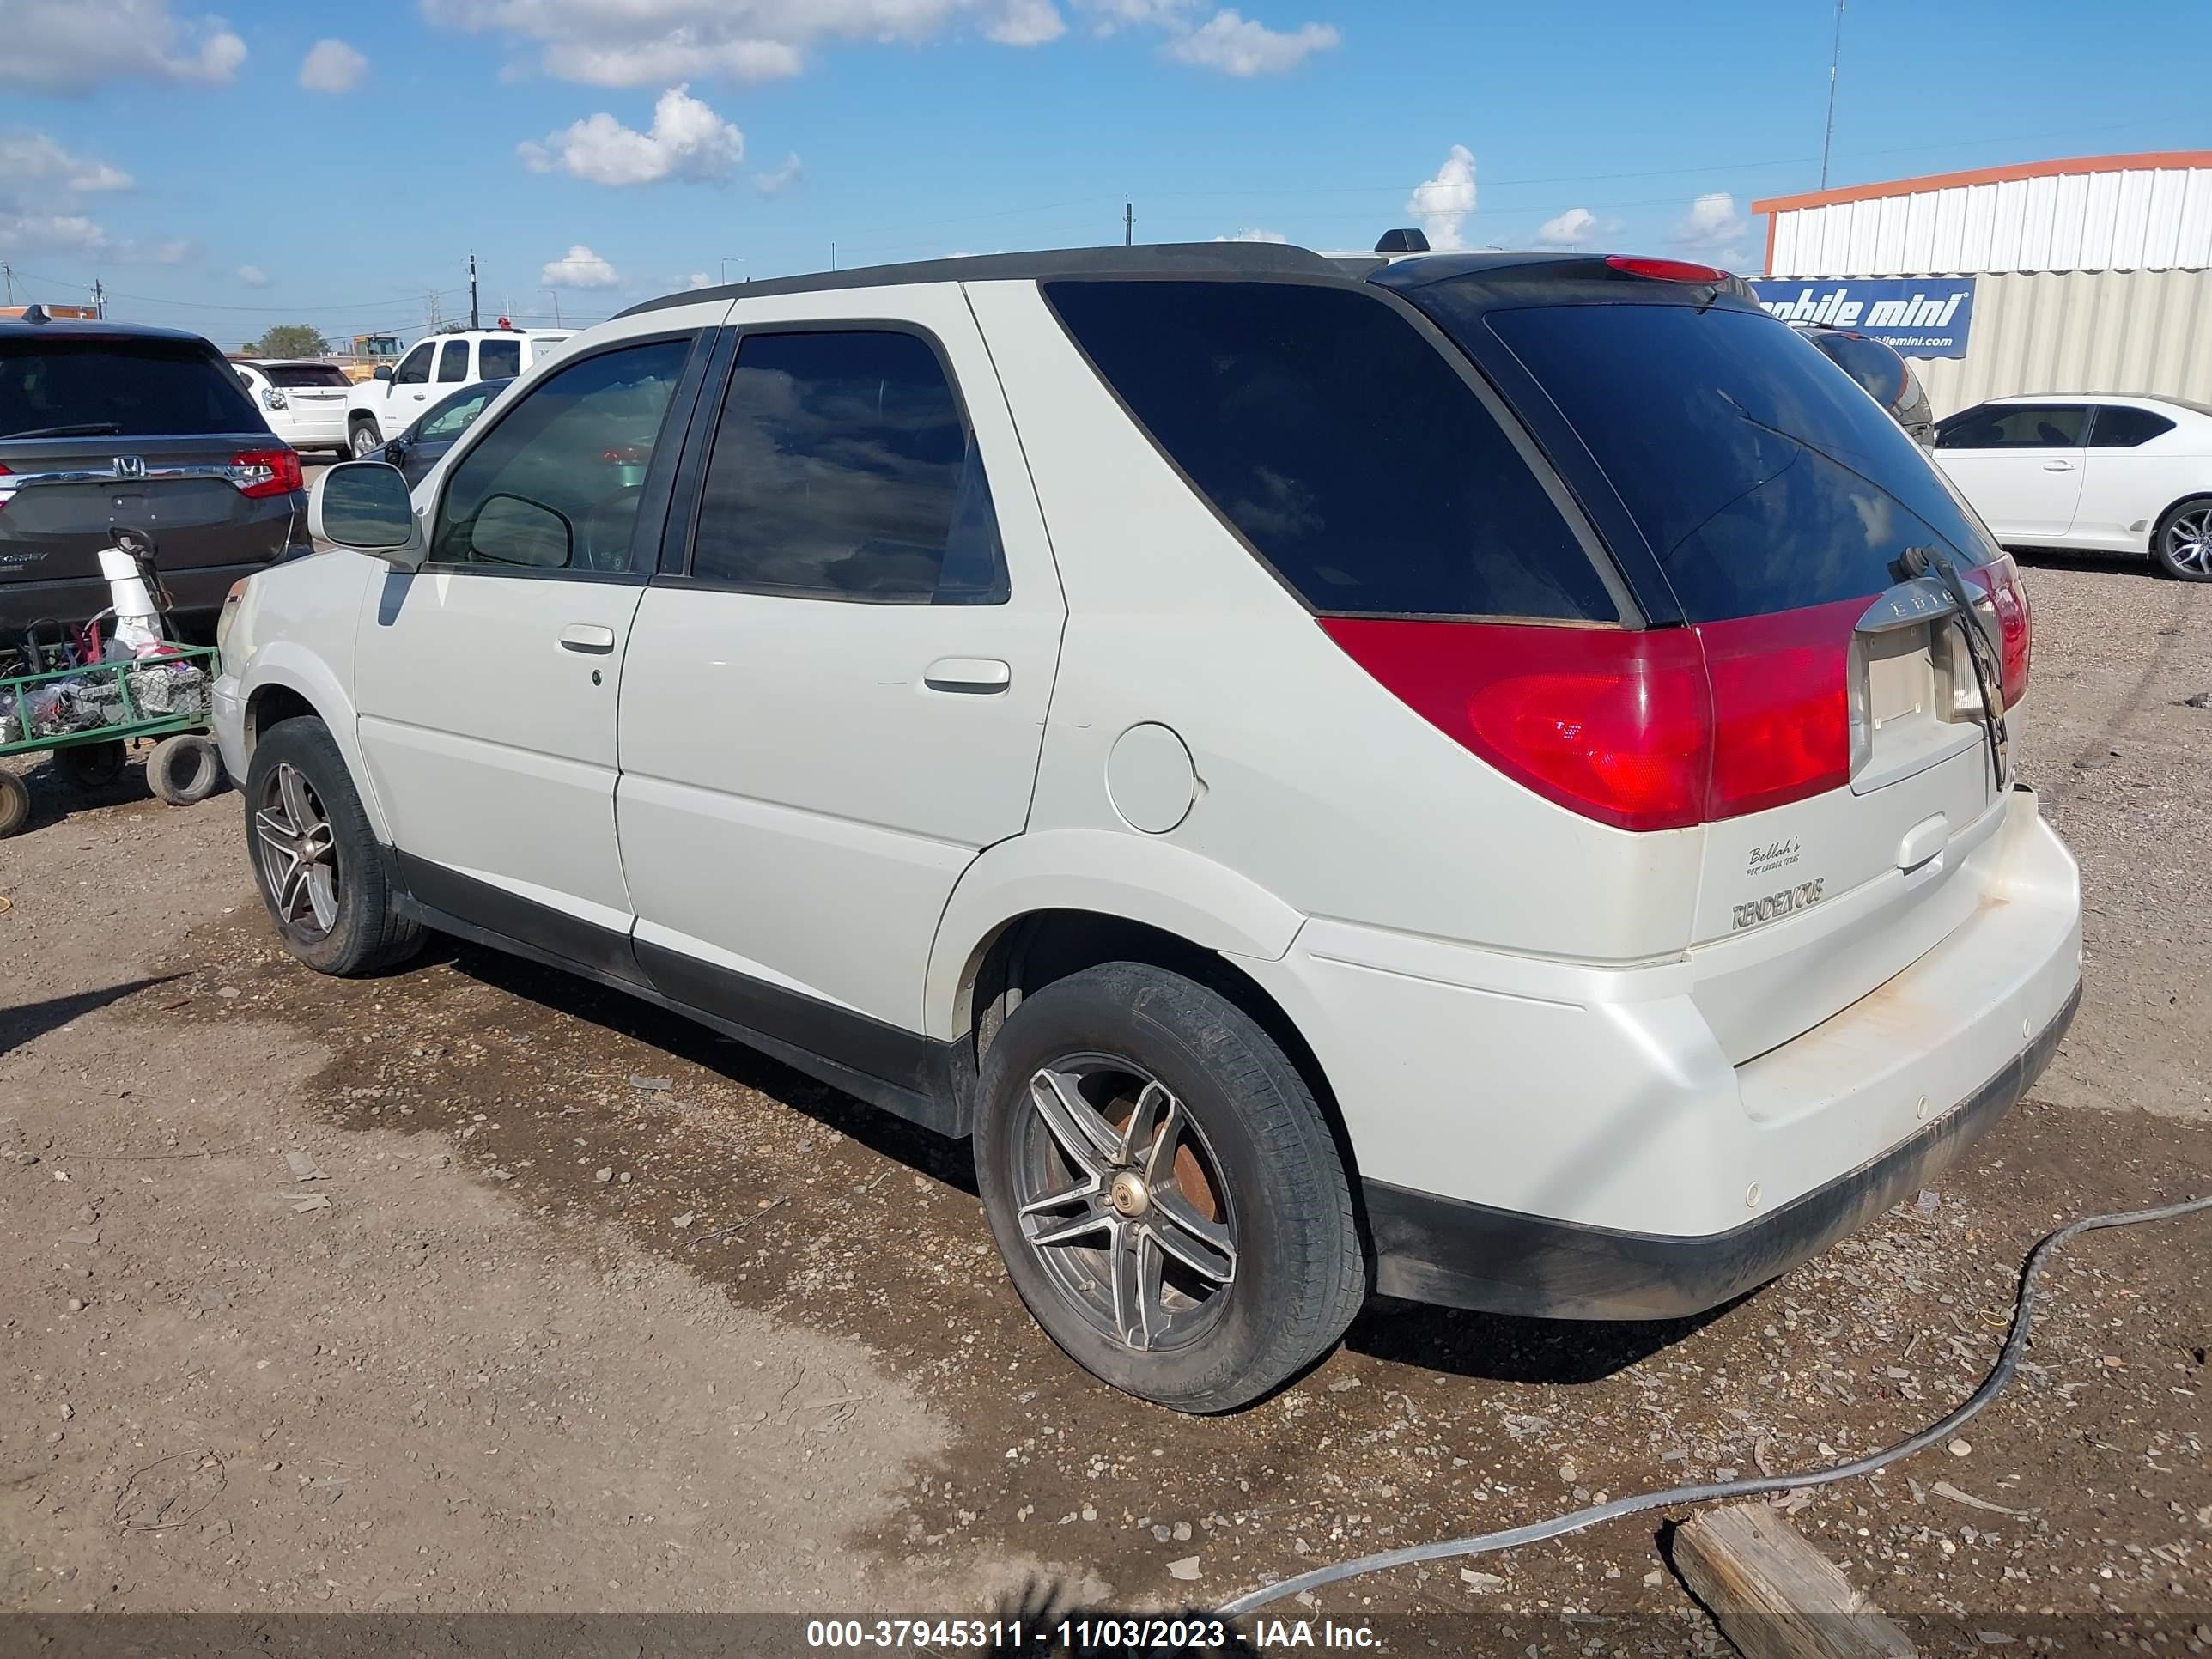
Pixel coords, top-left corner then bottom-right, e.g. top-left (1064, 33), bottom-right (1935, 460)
top-left (1751, 152), bottom-right (2212, 417)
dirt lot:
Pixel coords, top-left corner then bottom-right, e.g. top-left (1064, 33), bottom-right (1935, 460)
top-left (3, 555), bottom-right (2209, 1646)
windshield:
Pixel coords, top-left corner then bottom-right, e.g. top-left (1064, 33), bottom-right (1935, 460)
top-left (1421, 296), bottom-right (1998, 623)
top-left (2, 336), bottom-right (265, 440)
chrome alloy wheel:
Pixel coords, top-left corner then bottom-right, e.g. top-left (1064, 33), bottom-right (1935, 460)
top-left (255, 761), bottom-right (339, 939)
top-left (1012, 1055), bottom-right (1237, 1352)
top-left (350, 425), bottom-right (380, 458)
top-left (2166, 505), bottom-right (2212, 575)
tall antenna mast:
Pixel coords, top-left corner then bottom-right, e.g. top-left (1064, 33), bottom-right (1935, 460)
top-left (1820, 0), bottom-right (1846, 190)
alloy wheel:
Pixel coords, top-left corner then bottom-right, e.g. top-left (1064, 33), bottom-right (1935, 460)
top-left (1011, 1054), bottom-right (1237, 1352)
top-left (255, 761), bottom-right (339, 939)
top-left (2166, 507), bottom-right (2212, 575)
top-left (350, 427), bottom-right (378, 458)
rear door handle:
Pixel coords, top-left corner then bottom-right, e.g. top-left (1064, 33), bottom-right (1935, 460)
top-left (559, 624), bottom-right (617, 654)
top-left (924, 657), bottom-right (1011, 694)
top-left (2041, 460), bottom-right (2074, 471)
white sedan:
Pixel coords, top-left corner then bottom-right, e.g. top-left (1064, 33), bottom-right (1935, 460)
top-left (1933, 393), bottom-right (2212, 580)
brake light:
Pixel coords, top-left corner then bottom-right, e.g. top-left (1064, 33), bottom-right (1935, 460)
top-left (1322, 603), bottom-right (1860, 832)
top-left (1962, 554), bottom-right (2032, 709)
top-left (1606, 255), bottom-right (1728, 284)
top-left (0, 462), bottom-right (10, 511)
top-left (228, 447), bottom-right (304, 499)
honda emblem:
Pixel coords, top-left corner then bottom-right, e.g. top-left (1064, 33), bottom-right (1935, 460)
top-left (113, 455), bottom-right (146, 480)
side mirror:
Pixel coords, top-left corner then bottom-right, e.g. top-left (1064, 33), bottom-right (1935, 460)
top-left (383, 439), bottom-right (407, 465)
top-left (471, 493), bottom-right (573, 569)
top-left (373, 365), bottom-right (394, 383)
top-left (309, 461), bottom-right (425, 570)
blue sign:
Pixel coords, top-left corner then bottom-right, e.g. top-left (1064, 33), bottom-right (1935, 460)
top-left (1747, 276), bottom-right (1978, 359)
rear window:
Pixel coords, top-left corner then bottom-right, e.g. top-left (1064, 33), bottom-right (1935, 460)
top-left (1463, 301), bottom-right (1997, 623)
top-left (260, 362), bottom-right (351, 389)
top-left (478, 337), bottom-right (521, 379)
top-left (1802, 330), bottom-right (1906, 410)
top-left (1, 336), bottom-right (264, 439)
top-left (1044, 280), bottom-right (1614, 621)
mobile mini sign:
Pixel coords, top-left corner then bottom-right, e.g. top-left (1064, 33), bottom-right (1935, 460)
top-left (1747, 276), bottom-right (1978, 358)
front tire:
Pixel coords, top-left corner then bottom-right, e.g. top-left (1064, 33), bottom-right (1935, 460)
top-left (974, 962), bottom-right (1364, 1413)
top-left (348, 419), bottom-right (382, 459)
top-left (243, 717), bottom-right (421, 976)
top-left (2154, 496), bottom-right (2212, 580)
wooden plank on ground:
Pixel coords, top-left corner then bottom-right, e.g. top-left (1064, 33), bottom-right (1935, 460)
top-left (1673, 1503), bottom-right (1919, 1659)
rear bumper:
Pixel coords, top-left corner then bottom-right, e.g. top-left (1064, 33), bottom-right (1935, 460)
top-left (1365, 976), bottom-right (2079, 1319)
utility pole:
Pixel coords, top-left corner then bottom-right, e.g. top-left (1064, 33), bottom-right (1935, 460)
top-left (830, 241), bottom-right (836, 270)
top-left (544, 289), bottom-right (562, 328)
top-left (425, 290), bottom-right (441, 331)
top-left (91, 276), bottom-right (106, 319)
top-left (2, 262), bottom-right (13, 305)
top-left (1124, 198), bottom-right (1133, 246)
top-left (1820, 0), bottom-right (1846, 190)
top-left (468, 250), bottom-right (480, 330)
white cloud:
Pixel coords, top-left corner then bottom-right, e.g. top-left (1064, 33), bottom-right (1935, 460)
top-left (0, 132), bottom-right (170, 261)
top-left (1673, 191), bottom-right (1747, 252)
top-left (541, 244), bottom-right (622, 289)
top-left (299, 39), bottom-right (368, 93)
top-left (1078, 0), bottom-right (1195, 28)
top-left (751, 152), bottom-right (804, 196)
top-left (1533, 207), bottom-right (1605, 250)
top-left (1407, 143), bottom-right (1476, 252)
top-left (684, 271), bottom-right (711, 289)
top-left (428, 0), bottom-right (1071, 85)
top-left (520, 84), bottom-right (744, 185)
top-left (237, 264), bottom-right (270, 287)
top-left (0, 0), bottom-right (245, 94)
top-left (1163, 9), bottom-right (1337, 74)
top-left (1214, 227), bottom-right (1286, 243)
top-left (0, 213), bottom-right (107, 255)
top-left (0, 132), bottom-right (133, 194)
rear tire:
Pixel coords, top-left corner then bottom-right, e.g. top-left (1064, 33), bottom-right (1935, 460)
top-left (348, 419), bottom-right (382, 459)
top-left (244, 717), bottom-right (421, 976)
top-left (974, 962), bottom-right (1365, 1413)
top-left (58, 739), bottom-right (126, 792)
top-left (2154, 496), bottom-right (2212, 580)
top-left (148, 732), bottom-right (222, 805)
top-left (0, 769), bottom-right (29, 838)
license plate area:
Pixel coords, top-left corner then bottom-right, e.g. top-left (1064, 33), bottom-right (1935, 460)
top-left (1850, 580), bottom-right (1994, 795)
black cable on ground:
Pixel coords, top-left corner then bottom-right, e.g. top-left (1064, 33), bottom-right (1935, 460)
top-left (1219, 1190), bottom-right (2212, 1618)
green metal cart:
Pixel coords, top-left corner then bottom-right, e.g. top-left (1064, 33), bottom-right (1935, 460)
top-left (0, 646), bottom-right (225, 837)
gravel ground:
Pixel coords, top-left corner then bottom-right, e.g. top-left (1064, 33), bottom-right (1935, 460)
top-left (3, 555), bottom-right (2208, 1648)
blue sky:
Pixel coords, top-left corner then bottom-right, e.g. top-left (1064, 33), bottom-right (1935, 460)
top-left (3, 0), bottom-right (2206, 350)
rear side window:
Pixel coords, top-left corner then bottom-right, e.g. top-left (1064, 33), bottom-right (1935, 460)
top-left (261, 363), bottom-right (352, 389)
top-left (2087, 404), bottom-right (2175, 448)
top-left (0, 336), bottom-right (264, 438)
top-left (478, 337), bottom-right (521, 379)
top-left (1468, 301), bottom-right (1999, 623)
top-left (1045, 280), bottom-right (1611, 621)
top-left (1936, 404), bottom-right (2088, 448)
top-left (688, 329), bottom-right (1008, 605)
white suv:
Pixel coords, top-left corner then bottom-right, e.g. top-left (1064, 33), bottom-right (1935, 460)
top-left (234, 358), bottom-right (356, 460)
top-left (343, 325), bottom-right (569, 458)
top-left (212, 245), bottom-right (2081, 1412)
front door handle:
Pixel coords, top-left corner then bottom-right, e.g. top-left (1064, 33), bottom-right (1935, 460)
top-left (559, 624), bottom-right (616, 654)
top-left (924, 657), bottom-right (1011, 694)
top-left (2041, 460), bottom-right (2074, 471)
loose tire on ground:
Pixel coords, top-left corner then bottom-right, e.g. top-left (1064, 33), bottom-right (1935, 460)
top-left (0, 769), bottom-right (29, 838)
top-left (58, 739), bottom-right (126, 791)
top-left (148, 732), bottom-right (223, 805)
top-left (974, 961), bottom-right (1366, 1413)
top-left (2153, 495), bottom-right (2212, 581)
top-left (243, 716), bottom-right (422, 976)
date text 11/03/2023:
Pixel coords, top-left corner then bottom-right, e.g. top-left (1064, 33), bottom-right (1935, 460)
top-left (803, 1617), bottom-right (1381, 1650)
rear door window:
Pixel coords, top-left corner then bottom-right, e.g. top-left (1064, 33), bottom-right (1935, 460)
top-left (435, 340), bottom-right (471, 383)
top-left (686, 329), bottom-right (1008, 605)
top-left (1936, 404), bottom-right (2089, 449)
top-left (0, 336), bottom-right (264, 437)
top-left (1044, 279), bottom-right (1613, 621)
top-left (1462, 301), bottom-right (2000, 623)
top-left (478, 337), bottom-right (521, 380)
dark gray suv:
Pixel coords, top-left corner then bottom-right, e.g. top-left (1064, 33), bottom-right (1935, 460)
top-left (1, 312), bottom-right (309, 642)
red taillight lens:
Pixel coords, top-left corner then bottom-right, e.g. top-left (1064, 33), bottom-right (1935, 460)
top-left (1963, 554), bottom-right (2032, 709)
top-left (1606, 254), bottom-right (1728, 283)
top-left (230, 447), bottom-right (304, 499)
top-left (1322, 604), bottom-right (1861, 832)
top-left (0, 461), bottom-right (11, 511)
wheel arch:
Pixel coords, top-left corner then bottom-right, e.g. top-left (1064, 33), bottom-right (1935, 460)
top-left (2150, 489), bottom-right (2212, 555)
top-left (238, 650), bottom-right (389, 841)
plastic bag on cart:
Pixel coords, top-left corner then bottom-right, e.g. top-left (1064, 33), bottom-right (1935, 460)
top-left (0, 708), bottom-right (19, 746)
top-left (126, 659), bottom-right (208, 720)
top-left (28, 678), bottom-right (125, 737)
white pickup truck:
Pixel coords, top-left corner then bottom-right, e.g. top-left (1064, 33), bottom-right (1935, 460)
top-left (344, 325), bottom-right (570, 457)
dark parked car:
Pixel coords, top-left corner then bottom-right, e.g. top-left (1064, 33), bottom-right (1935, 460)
top-left (381, 376), bottom-right (513, 488)
top-left (1, 311), bottom-right (308, 642)
top-left (1797, 325), bottom-right (1935, 445)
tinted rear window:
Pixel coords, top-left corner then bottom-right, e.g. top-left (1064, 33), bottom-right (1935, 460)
top-left (478, 337), bottom-right (521, 379)
top-left (1803, 330), bottom-right (1906, 410)
top-left (1045, 279), bottom-right (1614, 621)
top-left (1, 336), bottom-right (264, 439)
top-left (261, 363), bottom-right (351, 389)
top-left (1468, 302), bottom-right (1997, 623)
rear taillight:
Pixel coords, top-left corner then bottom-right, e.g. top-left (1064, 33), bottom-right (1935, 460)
top-left (1963, 553), bottom-right (2032, 709)
top-left (0, 461), bottom-right (10, 511)
top-left (1322, 604), bottom-right (1861, 832)
top-left (229, 447), bottom-right (304, 499)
